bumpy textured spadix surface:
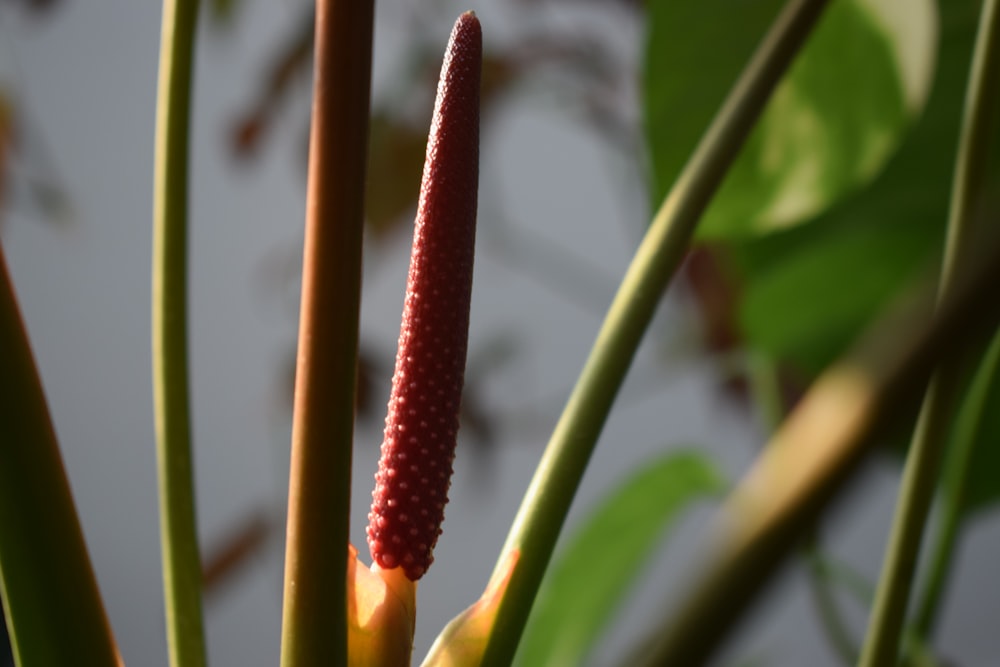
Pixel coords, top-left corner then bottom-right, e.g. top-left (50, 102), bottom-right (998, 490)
top-left (367, 12), bottom-right (482, 581)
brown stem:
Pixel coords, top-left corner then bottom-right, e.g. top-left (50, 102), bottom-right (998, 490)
top-left (278, 1), bottom-right (374, 665)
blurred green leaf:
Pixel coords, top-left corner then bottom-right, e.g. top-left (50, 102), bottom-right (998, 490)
top-left (644, 0), bottom-right (923, 239)
top-left (734, 0), bottom-right (1000, 508)
top-left (514, 450), bottom-right (724, 667)
top-left (738, 215), bottom-right (935, 376)
top-left (735, 0), bottom-right (1000, 373)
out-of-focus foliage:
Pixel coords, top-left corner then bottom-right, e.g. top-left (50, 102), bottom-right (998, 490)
top-left (733, 0), bottom-right (998, 375)
top-left (0, 11), bottom-right (71, 228)
top-left (733, 0), bottom-right (1000, 518)
top-left (515, 450), bottom-right (723, 667)
top-left (229, 10), bottom-right (314, 159)
top-left (663, 0), bottom-right (1000, 514)
top-left (229, 0), bottom-right (640, 459)
top-left (229, 4), bottom-right (630, 243)
top-left (644, 0), bottom-right (925, 240)
top-left (6, 0), bottom-right (60, 14)
top-left (0, 91), bottom-right (11, 211)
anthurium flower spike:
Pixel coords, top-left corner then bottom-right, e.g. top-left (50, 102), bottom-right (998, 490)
top-left (368, 11), bottom-right (482, 582)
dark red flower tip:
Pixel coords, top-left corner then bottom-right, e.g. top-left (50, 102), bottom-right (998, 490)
top-left (367, 12), bottom-right (482, 581)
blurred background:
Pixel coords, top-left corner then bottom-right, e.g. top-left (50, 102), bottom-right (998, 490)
top-left (1, 0), bottom-right (999, 665)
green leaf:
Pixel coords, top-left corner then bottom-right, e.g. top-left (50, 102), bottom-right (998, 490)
top-left (737, 213), bottom-right (936, 376)
top-left (734, 0), bottom-right (992, 376)
top-left (0, 249), bottom-right (119, 664)
top-left (644, 0), bottom-right (924, 239)
top-left (514, 450), bottom-right (724, 667)
top-left (734, 0), bottom-right (1000, 506)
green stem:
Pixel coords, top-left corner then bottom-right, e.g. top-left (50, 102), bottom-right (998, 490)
top-left (911, 326), bottom-right (1000, 638)
top-left (0, 247), bottom-right (120, 666)
top-left (811, 551), bottom-right (875, 609)
top-left (804, 548), bottom-right (859, 665)
top-left (478, 2), bottom-right (831, 665)
top-left (858, 0), bottom-right (1000, 664)
top-left (748, 355), bottom-right (859, 665)
top-left (278, 1), bottom-right (373, 665)
top-left (152, 0), bottom-right (207, 665)
top-left (902, 640), bottom-right (946, 667)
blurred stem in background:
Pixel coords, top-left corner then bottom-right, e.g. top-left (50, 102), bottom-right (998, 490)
top-left (859, 0), bottom-right (1000, 663)
top-left (912, 328), bottom-right (1000, 638)
top-left (747, 354), bottom-right (860, 665)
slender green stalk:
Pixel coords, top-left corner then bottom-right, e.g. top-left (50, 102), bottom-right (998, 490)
top-left (912, 327), bottom-right (1000, 638)
top-left (858, 0), bottom-right (1000, 663)
top-left (809, 550), bottom-right (875, 610)
top-left (903, 642), bottom-right (947, 667)
top-left (278, 1), bottom-right (373, 665)
top-left (152, 0), bottom-right (206, 665)
top-left (804, 549), bottom-right (859, 665)
top-left (478, 2), bottom-right (830, 665)
top-left (0, 245), bottom-right (120, 666)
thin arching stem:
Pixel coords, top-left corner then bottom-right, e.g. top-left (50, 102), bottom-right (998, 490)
top-left (858, 0), bottom-right (1000, 663)
top-left (152, 0), bottom-right (207, 663)
top-left (476, 2), bottom-right (831, 665)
